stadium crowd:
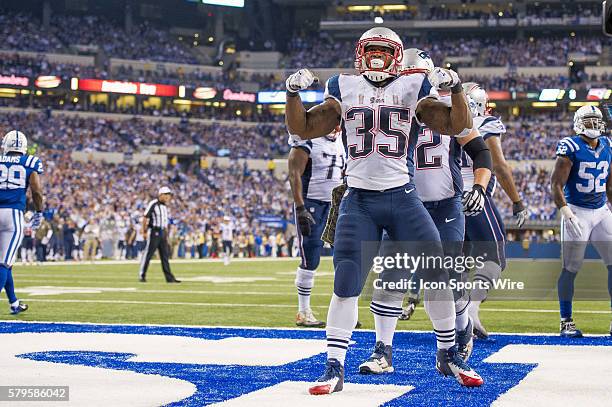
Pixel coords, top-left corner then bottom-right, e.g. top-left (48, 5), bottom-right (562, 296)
top-left (28, 151), bottom-right (294, 262)
top-left (0, 112), bottom-right (288, 158)
top-left (0, 11), bottom-right (197, 63)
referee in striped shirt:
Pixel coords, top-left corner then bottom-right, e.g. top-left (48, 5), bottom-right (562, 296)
top-left (139, 186), bottom-right (180, 283)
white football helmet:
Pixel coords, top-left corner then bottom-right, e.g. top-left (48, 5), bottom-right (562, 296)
top-left (2, 130), bottom-right (27, 155)
top-left (573, 105), bottom-right (606, 139)
top-left (462, 82), bottom-right (488, 116)
top-left (355, 27), bottom-right (403, 82)
top-left (402, 48), bottom-right (434, 75)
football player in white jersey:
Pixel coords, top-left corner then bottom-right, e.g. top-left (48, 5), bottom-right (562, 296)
top-left (358, 49), bottom-right (493, 375)
top-left (289, 127), bottom-right (345, 328)
top-left (220, 216), bottom-right (234, 266)
top-left (285, 27), bottom-right (484, 393)
top-left (461, 83), bottom-right (528, 339)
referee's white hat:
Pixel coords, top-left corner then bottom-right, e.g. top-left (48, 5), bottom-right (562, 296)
top-left (158, 186), bottom-right (173, 195)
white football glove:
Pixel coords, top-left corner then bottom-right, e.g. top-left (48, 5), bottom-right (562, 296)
top-left (512, 201), bottom-right (528, 228)
top-left (432, 67), bottom-right (460, 91)
top-left (285, 69), bottom-right (317, 93)
top-left (560, 206), bottom-right (583, 239)
top-left (462, 185), bottom-right (486, 216)
top-left (30, 212), bottom-right (43, 231)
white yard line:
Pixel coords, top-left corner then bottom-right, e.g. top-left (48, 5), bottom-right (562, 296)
top-left (0, 319), bottom-right (609, 337)
top-left (15, 298), bottom-right (612, 314)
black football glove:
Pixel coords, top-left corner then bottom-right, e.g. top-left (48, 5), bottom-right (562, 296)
top-left (295, 205), bottom-right (316, 237)
top-left (462, 185), bottom-right (486, 216)
top-left (513, 200), bottom-right (528, 228)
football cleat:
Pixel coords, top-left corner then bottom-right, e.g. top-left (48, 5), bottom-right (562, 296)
top-left (296, 309), bottom-right (326, 328)
top-left (399, 297), bottom-right (419, 321)
top-left (308, 358), bottom-right (344, 395)
top-left (456, 318), bottom-right (474, 362)
top-left (359, 341), bottom-right (394, 374)
top-left (10, 301), bottom-right (28, 315)
top-left (436, 345), bottom-right (483, 387)
top-left (560, 318), bottom-right (583, 338)
top-left (472, 316), bottom-right (489, 340)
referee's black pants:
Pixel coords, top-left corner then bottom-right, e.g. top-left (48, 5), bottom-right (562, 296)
top-left (139, 229), bottom-right (176, 282)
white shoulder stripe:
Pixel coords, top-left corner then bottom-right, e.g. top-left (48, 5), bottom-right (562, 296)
top-left (30, 157), bottom-right (39, 169)
top-left (567, 138), bottom-right (580, 151)
top-left (560, 138), bottom-right (575, 152)
top-left (25, 156), bottom-right (33, 167)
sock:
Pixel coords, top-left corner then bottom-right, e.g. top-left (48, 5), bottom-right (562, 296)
top-left (370, 299), bottom-right (403, 346)
top-left (2, 266), bottom-right (16, 304)
top-left (455, 296), bottom-right (470, 332)
top-left (558, 268), bottom-right (577, 320)
top-left (424, 288), bottom-right (456, 349)
top-left (295, 268), bottom-right (315, 313)
top-left (0, 266), bottom-right (7, 297)
top-left (326, 294), bottom-right (358, 365)
top-left (608, 266), bottom-right (612, 310)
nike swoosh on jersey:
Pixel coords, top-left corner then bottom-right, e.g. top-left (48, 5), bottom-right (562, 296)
top-left (405, 188), bottom-right (415, 194)
top-left (445, 218), bottom-right (456, 223)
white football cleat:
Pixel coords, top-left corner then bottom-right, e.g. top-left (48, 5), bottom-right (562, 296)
top-left (296, 309), bottom-right (326, 328)
top-left (359, 341), bottom-right (394, 374)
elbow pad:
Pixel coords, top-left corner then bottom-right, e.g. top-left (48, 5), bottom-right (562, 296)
top-left (463, 137), bottom-right (492, 171)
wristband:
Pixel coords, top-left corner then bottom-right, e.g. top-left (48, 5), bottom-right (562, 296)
top-left (286, 90), bottom-right (299, 97)
top-left (451, 82), bottom-right (463, 94)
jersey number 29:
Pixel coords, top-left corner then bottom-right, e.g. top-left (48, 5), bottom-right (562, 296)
top-left (0, 165), bottom-right (26, 190)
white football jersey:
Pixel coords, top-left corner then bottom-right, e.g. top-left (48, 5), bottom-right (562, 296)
top-left (289, 133), bottom-right (345, 202)
top-left (461, 115), bottom-right (506, 195)
top-left (412, 96), bottom-right (463, 202)
top-left (221, 223), bottom-right (234, 241)
top-left (325, 73), bottom-right (438, 191)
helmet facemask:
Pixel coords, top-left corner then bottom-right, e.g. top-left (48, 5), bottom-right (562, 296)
top-left (575, 115), bottom-right (606, 139)
top-left (355, 38), bottom-right (403, 82)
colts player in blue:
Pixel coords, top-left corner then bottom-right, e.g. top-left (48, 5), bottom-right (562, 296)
top-left (551, 105), bottom-right (612, 338)
top-left (0, 130), bottom-right (44, 315)
top-left (288, 127), bottom-right (345, 328)
top-left (286, 27), bottom-right (484, 394)
top-left (461, 83), bottom-right (528, 339)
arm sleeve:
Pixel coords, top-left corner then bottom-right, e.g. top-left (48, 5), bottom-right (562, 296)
top-left (324, 75), bottom-right (342, 103)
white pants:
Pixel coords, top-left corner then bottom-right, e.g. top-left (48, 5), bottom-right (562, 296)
top-left (562, 204), bottom-right (612, 273)
top-left (0, 208), bottom-right (24, 268)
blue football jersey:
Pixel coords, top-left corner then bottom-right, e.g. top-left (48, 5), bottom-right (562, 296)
top-left (556, 136), bottom-right (611, 209)
top-left (0, 154), bottom-right (43, 211)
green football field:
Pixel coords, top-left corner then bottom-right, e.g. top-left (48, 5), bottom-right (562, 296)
top-left (2, 258), bottom-right (611, 334)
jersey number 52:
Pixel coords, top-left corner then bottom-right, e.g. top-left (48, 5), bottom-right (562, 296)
top-left (345, 106), bottom-right (410, 159)
top-left (576, 161), bottom-right (609, 193)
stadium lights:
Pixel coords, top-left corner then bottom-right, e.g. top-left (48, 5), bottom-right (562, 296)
top-left (569, 101), bottom-right (600, 108)
top-left (382, 5), bottom-right (408, 11)
top-left (70, 78), bottom-right (79, 90)
top-left (532, 102), bottom-right (558, 108)
top-left (347, 6), bottom-right (373, 12)
top-left (208, 36), bottom-right (214, 42)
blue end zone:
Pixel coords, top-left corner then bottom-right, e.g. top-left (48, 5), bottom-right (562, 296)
top-left (1, 322), bottom-right (611, 406)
